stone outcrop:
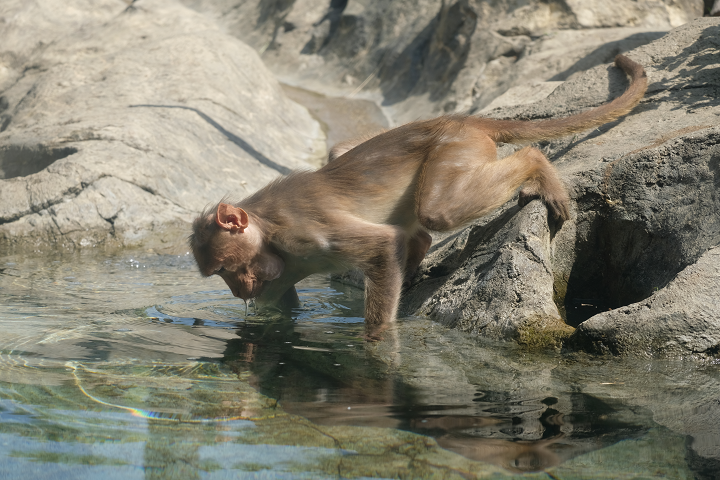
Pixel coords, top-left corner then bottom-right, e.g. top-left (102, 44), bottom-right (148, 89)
top-left (0, 0), bottom-right (325, 251)
top-left (401, 200), bottom-right (575, 348)
top-left (405, 17), bottom-right (720, 356)
top-left (568, 247), bottom-right (720, 356)
top-left (182, 0), bottom-right (702, 123)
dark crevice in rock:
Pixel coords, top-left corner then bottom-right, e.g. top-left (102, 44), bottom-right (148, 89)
top-left (300, 0), bottom-right (347, 54)
top-left (695, 343), bottom-right (720, 355)
top-left (0, 115), bottom-right (11, 133)
top-left (13, 83), bottom-right (39, 113)
top-left (561, 130), bottom-right (720, 328)
top-left (710, 153), bottom-right (720, 190)
top-left (103, 213), bottom-right (118, 238)
top-left (563, 212), bottom-right (679, 327)
top-left (260, 0), bottom-right (299, 51)
top-left (379, 1), bottom-right (478, 106)
top-left (0, 145), bottom-right (78, 180)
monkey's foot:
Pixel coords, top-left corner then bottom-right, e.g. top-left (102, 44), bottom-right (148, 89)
top-left (364, 322), bottom-right (392, 342)
top-left (519, 188), bottom-right (570, 222)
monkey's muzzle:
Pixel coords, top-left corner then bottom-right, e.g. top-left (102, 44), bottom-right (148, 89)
top-left (228, 278), bottom-right (264, 301)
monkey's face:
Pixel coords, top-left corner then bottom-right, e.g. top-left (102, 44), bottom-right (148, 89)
top-left (216, 247), bottom-right (284, 300)
top-left (196, 227), bottom-right (285, 300)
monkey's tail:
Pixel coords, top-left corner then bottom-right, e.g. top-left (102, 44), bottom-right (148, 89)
top-left (472, 54), bottom-right (647, 144)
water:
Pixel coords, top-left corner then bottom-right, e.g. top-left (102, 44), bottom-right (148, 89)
top-left (1, 250), bottom-right (719, 479)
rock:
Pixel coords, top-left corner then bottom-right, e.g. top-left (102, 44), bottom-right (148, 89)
top-left (568, 247), bottom-right (720, 357)
top-left (479, 81), bottom-right (564, 112)
top-left (401, 200), bottom-right (574, 347)
top-left (406, 17), bottom-right (720, 355)
top-left (182, 0), bottom-right (703, 124)
top-left (0, 0), bottom-right (325, 251)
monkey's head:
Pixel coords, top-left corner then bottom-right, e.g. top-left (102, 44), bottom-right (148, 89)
top-left (189, 203), bottom-right (284, 300)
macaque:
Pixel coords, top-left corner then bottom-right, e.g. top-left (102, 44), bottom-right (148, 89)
top-left (190, 55), bottom-right (647, 340)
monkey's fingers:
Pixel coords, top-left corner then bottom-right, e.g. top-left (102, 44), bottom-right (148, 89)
top-left (545, 194), bottom-right (571, 222)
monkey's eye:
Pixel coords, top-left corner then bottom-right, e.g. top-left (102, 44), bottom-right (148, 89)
top-left (215, 267), bottom-right (226, 275)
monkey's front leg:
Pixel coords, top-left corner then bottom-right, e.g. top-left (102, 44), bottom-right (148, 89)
top-left (276, 286), bottom-right (300, 310)
top-left (334, 222), bottom-right (407, 340)
top-left (363, 241), bottom-right (406, 340)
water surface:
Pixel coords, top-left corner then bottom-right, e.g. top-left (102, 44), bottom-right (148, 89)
top-left (1, 250), bottom-right (718, 479)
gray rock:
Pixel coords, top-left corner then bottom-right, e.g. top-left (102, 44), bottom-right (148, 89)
top-left (401, 200), bottom-right (574, 347)
top-left (182, 0), bottom-right (703, 124)
top-left (568, 247), bottom-right (720, 356)
top-left (407, 17), bottom-right (720, 356)
top-left (0, 0), bottom-right (325, 251)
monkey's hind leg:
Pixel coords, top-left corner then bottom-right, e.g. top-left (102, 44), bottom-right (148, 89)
top-left (417, 145), bottom-right (570, 232)
top-left (513, 147), bottom-right (571, 221)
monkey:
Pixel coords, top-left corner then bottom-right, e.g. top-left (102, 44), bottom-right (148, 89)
top-left (189, 54), bottom-right (647, 340)
top-left (327, 131), bottom-right (384, 162)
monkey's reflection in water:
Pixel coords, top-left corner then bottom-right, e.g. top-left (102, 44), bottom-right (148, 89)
top-left (437, 432), bottom-right (567, 472)
top-left (223, 314), bottom-right (645, 473)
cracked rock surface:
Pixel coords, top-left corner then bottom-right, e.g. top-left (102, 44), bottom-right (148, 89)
top-left (0, 0), bottom-right (325, 251)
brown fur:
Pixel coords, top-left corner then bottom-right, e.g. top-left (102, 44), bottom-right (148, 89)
top-left (189, 55), bottom-right (647, 340)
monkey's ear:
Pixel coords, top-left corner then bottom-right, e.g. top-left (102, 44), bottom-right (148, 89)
top-left (215, 203), bottom-right (249, 233)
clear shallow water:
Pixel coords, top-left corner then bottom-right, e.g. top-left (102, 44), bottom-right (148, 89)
top-left (0, 250), bottom-right (718, 479)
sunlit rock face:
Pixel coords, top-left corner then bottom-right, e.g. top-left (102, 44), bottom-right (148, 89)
top-left (181, 0), bottom-right (702, 123)
top-left (404, 18), bottom-right (720, 357)
top-left (0, 0), bottom-right (325, 251)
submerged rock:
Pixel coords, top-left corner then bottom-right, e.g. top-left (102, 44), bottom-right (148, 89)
top-left (0, 0), bottom-right (325, 251)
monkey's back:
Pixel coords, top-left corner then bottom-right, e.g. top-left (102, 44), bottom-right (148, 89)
top-left (317, 116), bottom-right (472, 229)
